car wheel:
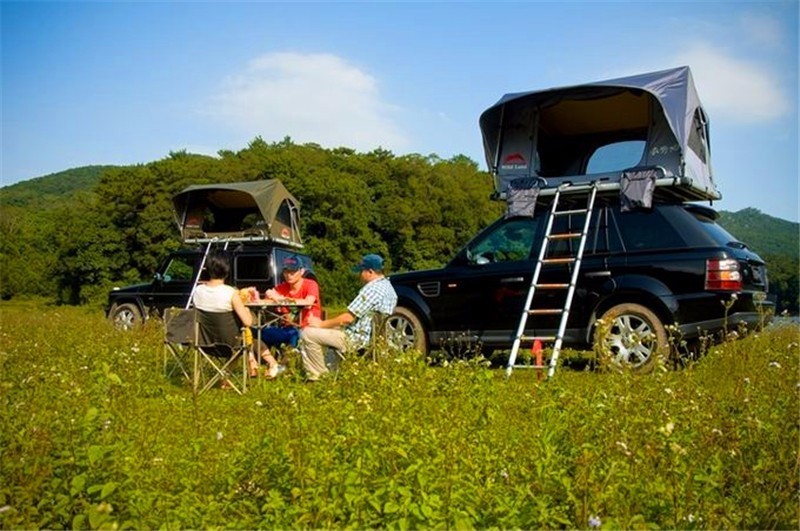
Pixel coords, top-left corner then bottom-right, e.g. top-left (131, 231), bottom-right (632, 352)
top-left (109, 303), bottom-right (143, 331)
top-left (386, 307), bottom-right (427, 354)
top-left (595, 303), bottom-right (667, 372)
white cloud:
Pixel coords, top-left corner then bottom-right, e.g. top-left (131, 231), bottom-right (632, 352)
top-left (207, 51), bottom-right (409, 152)
top-left (671, 42), bottom-right (791, 123)
top-left (739, 12), bottom-right (784, 49)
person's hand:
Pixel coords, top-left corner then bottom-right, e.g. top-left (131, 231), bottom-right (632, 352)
top-left (307, 315), bottom-right (322, 328)
top-left (265, 288), bottom-right (279, 300)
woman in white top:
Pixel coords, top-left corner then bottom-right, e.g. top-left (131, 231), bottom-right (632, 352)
top-left (192, 251), bottom-right (253, 326)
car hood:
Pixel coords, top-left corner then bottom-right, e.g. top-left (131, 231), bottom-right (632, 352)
top-left (110, 282), bottom-right (151, 295)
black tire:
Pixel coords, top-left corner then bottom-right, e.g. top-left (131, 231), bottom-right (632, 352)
top-left (595, 303), bottom-right (668, 372)
top-left (386, 307), bottom-right (427, 354)
top-left (109, 303), bottom-right (144, 331)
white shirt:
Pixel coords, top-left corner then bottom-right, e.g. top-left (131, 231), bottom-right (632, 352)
top-left (192, 283), bottom-right (237, 312)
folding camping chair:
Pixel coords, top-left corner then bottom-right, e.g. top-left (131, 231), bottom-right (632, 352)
top-left (163, 307), bottom-right (251, 395)
top-left (164, 307), bottom-right (196, 383)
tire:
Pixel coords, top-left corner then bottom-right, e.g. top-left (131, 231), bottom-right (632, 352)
top-left (109, 303), bottom-right (144, 331)
top-left (595, 303), bottom-right (668, 372)
top-left (386, 307), bottom-right (428, 354)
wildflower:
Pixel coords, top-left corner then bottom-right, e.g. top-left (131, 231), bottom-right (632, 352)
top-left (687, 513), bottom-right (695, 523)
top-left (743, 377), bottom-right (750, 385)
top-left (255, 401), bottom-right (264, 407)
top-left (769, 361), bottom-right (781, 368)
top-left (500, 468), bottom-right (509, 481)
top-left (216, 431), bottom-right (223, 441)
top-left (664, 387), bottom-right (673, 395)
top-left (660, 422), bottom-right (675, 436)
top-left (711, 428), bottom-right (723, 436)
top-left (588, 515), bottom-right (602, 528)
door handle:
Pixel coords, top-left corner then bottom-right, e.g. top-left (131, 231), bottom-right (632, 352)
top-left (585, 271), bottom-right (611, 278)
top-left (500, 277), bottom-right (525, 283)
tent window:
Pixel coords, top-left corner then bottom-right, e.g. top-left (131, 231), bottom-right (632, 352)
top-left (687, 110), bottom-right (708, 163)
top-left (586, 140), bottom-right (646, 174)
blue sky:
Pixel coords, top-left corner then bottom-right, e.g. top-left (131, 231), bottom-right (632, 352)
top-left (2, 1), bottom-right (798, 222)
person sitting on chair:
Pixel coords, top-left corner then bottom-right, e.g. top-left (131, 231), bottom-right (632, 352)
top-left (192, 251), bottom-right (253, 327)
top-left (300, 253), bottom-right (397, 382)
top-left (191, 250), bottom-right (254, 369)
top-left (254, 255), bottom-right (322, 378)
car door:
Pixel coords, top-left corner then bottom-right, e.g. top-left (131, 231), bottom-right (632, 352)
top-left (145, 253), bottom-right (202, 310)
top-left (436, 216), bottom-right (544, 344)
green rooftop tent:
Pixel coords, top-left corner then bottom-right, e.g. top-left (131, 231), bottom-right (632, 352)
top-left (479, 66), bottom-right (720, 202)
top-left (172, 179), bottom-right (302, 247)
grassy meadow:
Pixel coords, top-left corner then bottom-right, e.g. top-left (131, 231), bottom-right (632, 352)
top-left (1, 301), bottom-right (798, 529)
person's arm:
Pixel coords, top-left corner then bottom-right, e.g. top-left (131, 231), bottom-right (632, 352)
top-left (307, 311), bottom-right (353, 329)
top-left (231, 292), bottom-right (253, 327)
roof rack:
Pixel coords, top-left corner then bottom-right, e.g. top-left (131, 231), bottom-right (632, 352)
top-left (492, 175), bottom-right (721, 204)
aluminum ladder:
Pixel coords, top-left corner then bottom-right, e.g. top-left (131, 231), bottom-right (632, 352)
top-left (505, 182), bottom-right (599, 379)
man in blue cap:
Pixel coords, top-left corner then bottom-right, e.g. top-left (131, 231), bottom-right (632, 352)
top-left (300, 253), bottom-right (397, 381)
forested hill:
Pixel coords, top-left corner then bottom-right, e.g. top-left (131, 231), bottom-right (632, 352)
top-left (717, 208), bottom-right (798, 259)
top-left (1, 165), bottom-right (117, 208)
top-left (0, 143), bottom-right (797, 313)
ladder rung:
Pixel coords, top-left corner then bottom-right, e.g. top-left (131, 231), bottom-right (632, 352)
top-left (548, 232), bottom-right (581, 240)
top-left (520, 335), bottom-right (556, 342)
top-left (535, 283), bottom-right (569, 289)
top-left (542, 257), bottom-right (575, 264)
top-left (528, 309), bottom-right (562, 315)
top-left (511, 365), bottom-right (548, 370)
top-left (554, 208), bottom-right (587, 216)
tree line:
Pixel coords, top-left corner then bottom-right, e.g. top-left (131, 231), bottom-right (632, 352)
top-left (1, 137), bottom-right (797, 313)
top-left (1, 138), bottom-right (503, 307)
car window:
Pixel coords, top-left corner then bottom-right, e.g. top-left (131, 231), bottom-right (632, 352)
top-left (468, 217), bottom-right (539, 263)
top-left (551, 206), bottom-right (624, 256)
top-left (236, 255), bottom-right (272, 283)
top-left (615, 207), bottom-right (685, 250)
top-left (163, 255), bottom-right (196, 282)
top-left (586, 140), bottom-right (645, 174)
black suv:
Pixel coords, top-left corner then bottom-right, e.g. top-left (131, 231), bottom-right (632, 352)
top-left (106, 244), bottom-right (314, 330)
top-left (388, 199), bottom-right (773, 369)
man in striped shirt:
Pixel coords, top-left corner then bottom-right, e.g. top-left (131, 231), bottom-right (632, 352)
top-left (300, 254), bottom-right (397, 381)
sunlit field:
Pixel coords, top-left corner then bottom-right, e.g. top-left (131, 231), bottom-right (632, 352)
top-left (1, 301), bottom-right (798, 529)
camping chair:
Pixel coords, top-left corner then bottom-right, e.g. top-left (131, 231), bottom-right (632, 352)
top-left (359, 312), bottom-right (391, 362)
top-left (164, 307), bottom-right (197, 383)
top-left (194, 309), bottom-right (250, 394)
top-left (163, 307), bottom-right (251, 395)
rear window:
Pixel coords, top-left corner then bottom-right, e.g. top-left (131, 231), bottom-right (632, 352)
top-left (685, 208), bottom-right (740, 246)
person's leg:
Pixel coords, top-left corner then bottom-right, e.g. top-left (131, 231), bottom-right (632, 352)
top-left (299, 327), bottom-right (347, 380)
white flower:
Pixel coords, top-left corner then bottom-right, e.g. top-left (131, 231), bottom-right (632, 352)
top-left (769, 361), bottom-right (781, 368)
top-left (589, 515), bottom-right (601, 528)
top-left (216, 431), bottom-right (223, 441)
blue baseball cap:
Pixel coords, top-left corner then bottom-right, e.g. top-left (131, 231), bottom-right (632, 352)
top-left (282, 255), bottom-right (303, 271)
top-left (351, 254), bottom-right (384, 272)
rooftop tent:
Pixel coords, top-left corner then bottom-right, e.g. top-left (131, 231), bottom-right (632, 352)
top-left (172, 179), bottom-right (302, 246)
top-left (479, 66), bottom-right (720, 202)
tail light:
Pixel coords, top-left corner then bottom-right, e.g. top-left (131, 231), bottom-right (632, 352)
top-left (705, 258), bottom-right (742, 291)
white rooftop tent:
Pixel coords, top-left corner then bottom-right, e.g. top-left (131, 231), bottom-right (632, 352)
top-left (479, 66), bottom-right (720, 202)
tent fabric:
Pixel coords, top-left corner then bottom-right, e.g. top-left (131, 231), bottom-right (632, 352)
top-left (172, 179), bottom-right (302, 245)
top-left (479, 66), bottom-right (719, 201)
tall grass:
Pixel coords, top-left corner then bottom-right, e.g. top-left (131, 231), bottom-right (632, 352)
top-left (1, 302), bottom-right (798, 529)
